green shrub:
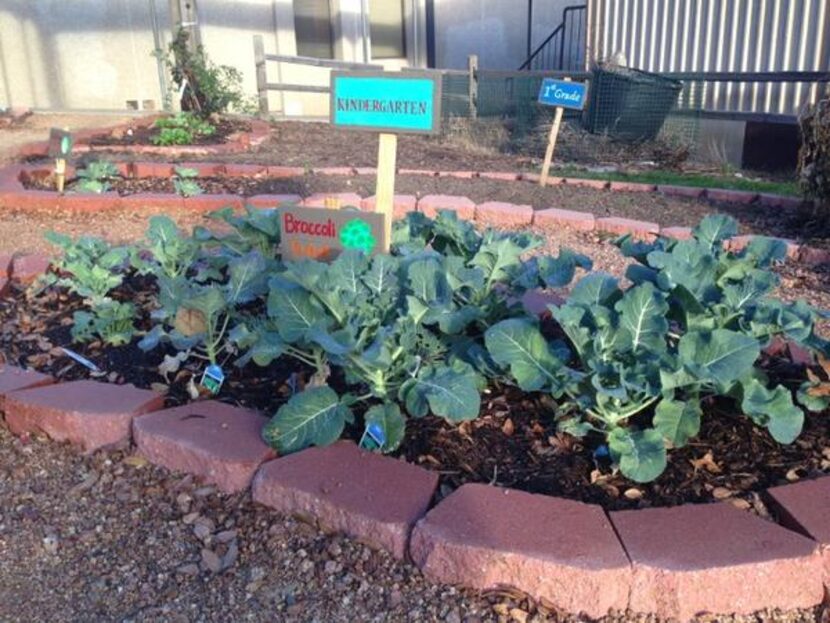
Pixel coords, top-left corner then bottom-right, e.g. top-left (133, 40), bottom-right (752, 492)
top-left (162, 28), bottom-right (253, 115)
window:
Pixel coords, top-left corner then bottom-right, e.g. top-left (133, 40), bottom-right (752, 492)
top-left (294, 0), bottom-right (334, 59)
top-left (370, 0), bottom-right (406, 59)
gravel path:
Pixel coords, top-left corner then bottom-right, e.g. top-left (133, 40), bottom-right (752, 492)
top-left (2, 426), bottom-right (827, 623)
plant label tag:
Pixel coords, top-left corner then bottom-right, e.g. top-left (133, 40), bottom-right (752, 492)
top-left (358, 422), bottom-right (386, 452)
top-left (48, 128), bottom-right (73, 158)
top-left (201, 364), bottom-right (225, 395)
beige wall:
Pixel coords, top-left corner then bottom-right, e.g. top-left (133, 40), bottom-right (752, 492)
top-left (0, 0), bottom-right (167, 110)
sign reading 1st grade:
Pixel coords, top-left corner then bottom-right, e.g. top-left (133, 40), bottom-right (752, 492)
top-left (536, 78), bottom-right (587, 186)
top-left (538, 79), bottom-right (587, 110)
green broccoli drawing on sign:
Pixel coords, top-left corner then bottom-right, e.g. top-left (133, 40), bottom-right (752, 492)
top-left (339, 219), bottom-right (377, 254)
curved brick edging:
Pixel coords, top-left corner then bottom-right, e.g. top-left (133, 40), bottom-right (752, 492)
top-left (0, 161), bottom-right (826, 266)
top-left (0, 357), bottom-right (829, 618)
top-left (14, 117), bottom-right (270, 159)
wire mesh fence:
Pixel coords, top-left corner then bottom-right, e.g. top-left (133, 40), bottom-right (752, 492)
top-left (429, 65), bottom-right (830, 162)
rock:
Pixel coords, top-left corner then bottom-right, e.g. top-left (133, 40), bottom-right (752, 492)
top-left (222, 542), bottom-right (239, 569)
top-left (509, 608), bottom-right (528, 623)
top-left (42, 533), bottom-right (59, 554)
top-left (176, 563), bottom-right (200, 576)
top-left (200, 548), bottom-right (223, 573)
top-left (215, 529), bottom-right (237, 544)
top-left (182, 512), bottom-right (200, 525)
top-left (193, 523), bottom-right (211, 542)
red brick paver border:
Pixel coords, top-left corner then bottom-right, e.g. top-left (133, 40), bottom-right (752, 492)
top-left (611, 502), bottom-right (825, 620)
top-left (475, 201), bottom-right (533, 227)
top-left (596, 217), bottom-right (660, 240)
top-left (302, 193), bottom-right (363, 209)
top-left (133, 401), bottom-right (275, 493)
top-left (410, 484), bottom-right (631, 618)
top-left (361, 194), bottom-right (417, 219)
top-left (4, 380), bottom-right (163, 452)
top-left (766, 476), bottom-right (830, 588)
top-left (0, 365), bottom-right (54, 411)
top-left (417, 195), bottom-right (475, 220)
top-left (252, 441), bottom-right (438, 559)
top-left (533, 207), bottom-right (595, 231)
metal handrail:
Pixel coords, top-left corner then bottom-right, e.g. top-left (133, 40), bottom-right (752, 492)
top-left (519, 4), bottom-right (587, 71)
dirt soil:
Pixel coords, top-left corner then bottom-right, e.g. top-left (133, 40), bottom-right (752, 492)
top-left (87, 118), bottom-right (251, 147)
top-left (20, 171), bottom-right (830, 249)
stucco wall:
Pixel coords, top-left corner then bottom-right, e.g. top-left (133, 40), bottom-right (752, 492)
top-left (0, 0), bottom-right (167, 110)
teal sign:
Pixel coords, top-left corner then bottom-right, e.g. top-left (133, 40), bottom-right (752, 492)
top-left (330, 71), bottom-right (441, 134)
top-left (538, 79), bottom-right (587, 110)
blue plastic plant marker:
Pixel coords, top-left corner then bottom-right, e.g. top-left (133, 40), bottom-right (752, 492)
top-left (359, 421), bottom-right (387, 452)
top-left (201, 364), bottom-right (225, 395)
top-left (593, 444), bottom-right (610, 459)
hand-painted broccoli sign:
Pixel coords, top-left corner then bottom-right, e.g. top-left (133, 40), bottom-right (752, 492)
top-left (330, 71), bottom-right (441, 134)
top-left (279, 205), bottom-right (387, 261)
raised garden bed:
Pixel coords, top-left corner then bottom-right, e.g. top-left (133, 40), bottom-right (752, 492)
top-left (15, 117), bottom-right (270, 159)
top-left (3, 161), bottom-right (830, 261)
top-left (1, 165), bottom-right (830, 619)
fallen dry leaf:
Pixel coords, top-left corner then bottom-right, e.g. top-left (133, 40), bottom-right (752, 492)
top-left (123, 455), bottom-right (148, 468)
top-left (690, 450), bottom-right (721, 474)
top-left (712, 486), bottom-right (734, 499)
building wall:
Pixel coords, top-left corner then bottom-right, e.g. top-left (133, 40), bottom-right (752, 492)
top-left (0, 0), bottom-right (168, 110)
top-left (432, 0), bottom-right (571, 70)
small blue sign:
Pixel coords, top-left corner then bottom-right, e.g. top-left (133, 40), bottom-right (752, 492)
top-left (538, 79), bottom-right (587, 110)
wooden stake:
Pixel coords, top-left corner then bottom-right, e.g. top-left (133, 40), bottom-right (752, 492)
top-left (539, 106), bottom-right (564, 187)
top-left (55, 158), bottom-right (66, 193)
top-left (540, 77), bottom-right (571, 187)
top-left (375, 132), bottom-right (397, 252)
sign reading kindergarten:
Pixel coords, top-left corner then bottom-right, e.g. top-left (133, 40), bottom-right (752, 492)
top-left (330, 71), bottom-right (441, 134)
top-left (279, 205), bottom-right (388, 262)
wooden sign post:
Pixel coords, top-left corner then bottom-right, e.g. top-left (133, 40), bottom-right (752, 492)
top-left (48, 128), bottom-right (73, 193)
top-left (537, 78), bottom-right (588, 186)
top-left (330, 71), bottom-right (442, 252)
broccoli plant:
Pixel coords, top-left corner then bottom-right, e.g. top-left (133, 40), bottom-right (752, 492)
top-left (237, 211), bottom-right (590, 455)
top-left (486, 215), bottom-right (830, 482)
top-left (194, 204), bottom-right (283, 259)
top-left (172, 167), bottom-right (203, 197)
top-left (45, 232), bottom-right (129, 304)
top-left (139, 251), bottom-right (268, 366)
top-left (131, 215), bottom-right (201, 280)
top-left (44, 232), bottom-right (136, 346)
top-left (75, 161), bottom-right (120, 193)
top-left (71, 300), bottom-right (136, 346)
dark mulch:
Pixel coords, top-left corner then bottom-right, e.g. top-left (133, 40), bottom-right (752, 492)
top-left (2, 271), bottom-right (827, 514)
top-left (21, 171), bottom-right (830, 248)
top-left (86, 118), bottom-right (251, 147)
